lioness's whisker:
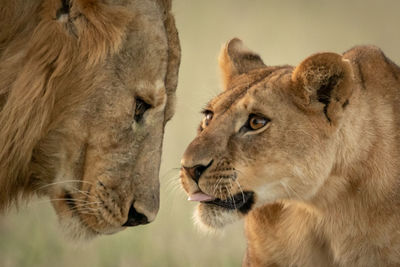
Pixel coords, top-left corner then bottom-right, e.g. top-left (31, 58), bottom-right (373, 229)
top-left (165, 174), bottom-right (181, 187)
top-left (164, 175), bottom-right (186, 196)
top-left (214, 177), bottom-right (224, 197)
top-left (218, 185), bottom-right (223, 200)
top-left (229, 182), bottom-right (238, 210)
top-left (161, 167), bottom-right (181, 180)
top-left (234, 179), bottom-right (246, 204)
top-left (225, 184), bottom-right (236, 209)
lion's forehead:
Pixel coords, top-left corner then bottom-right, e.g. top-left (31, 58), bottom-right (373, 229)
top-left (109, 2), bottom-right (170, 92)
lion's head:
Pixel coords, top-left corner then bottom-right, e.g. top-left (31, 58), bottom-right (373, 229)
top-left (180, 38), bottom-right (353, 229)
top-left (0, 0), bottom-right (180, 239)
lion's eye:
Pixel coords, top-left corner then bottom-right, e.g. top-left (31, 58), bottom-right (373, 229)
top-left (205, 112), bottom-right (213, 125)
top-left (200, 110), bottom-right (213, 131)
top-left (134, 98), bottom-right (151, 122)
top-left (245, 114), bottom-right (270, 131)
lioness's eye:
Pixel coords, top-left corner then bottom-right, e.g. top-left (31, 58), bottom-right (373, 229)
top-left (134, 98), bottom-right (151, 122)
top-left (246, 114), bottom-right (270, 131)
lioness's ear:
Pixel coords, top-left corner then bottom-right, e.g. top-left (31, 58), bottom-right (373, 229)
top-left (219, 38), bottom-right (265, 90)
top-left (292, 52), bottom-right (353, 123)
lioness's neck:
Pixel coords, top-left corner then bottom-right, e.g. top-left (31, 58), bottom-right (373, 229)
top-left (311, 72), bottom-right (400, 228)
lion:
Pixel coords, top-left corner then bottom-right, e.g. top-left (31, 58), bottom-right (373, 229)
top-left (180, 38), bottom-right (400, 266)
top-left (0, 0), bottom-right (180, 240)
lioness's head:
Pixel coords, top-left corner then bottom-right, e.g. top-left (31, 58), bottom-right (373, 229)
top-left (180, 38), bottom-right (352, 229)
top-left (0, 0), bottom-right (180, 239)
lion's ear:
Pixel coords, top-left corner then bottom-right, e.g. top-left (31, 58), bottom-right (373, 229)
top-left (219, 38), bottom-right (265, 90)
top-left (291, 52), bottom-right (353, 123)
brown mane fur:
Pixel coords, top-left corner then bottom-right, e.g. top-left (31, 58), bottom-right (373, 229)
top-left (0, 0), bottom-right (132, 211)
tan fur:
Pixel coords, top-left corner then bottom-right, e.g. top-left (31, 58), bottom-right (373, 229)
top-left (181, 39), bottom-right (400, 266)
top-left (0, 0), bottom-right (180, 240)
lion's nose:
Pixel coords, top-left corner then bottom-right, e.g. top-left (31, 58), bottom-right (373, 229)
top-left (183, 160), bottom-right (213, 184)
top-left (122, 205), bottom-right (149, 227)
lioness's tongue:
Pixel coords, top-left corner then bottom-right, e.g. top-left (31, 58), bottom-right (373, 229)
top-left (188, 192), bottom-right (215, 202)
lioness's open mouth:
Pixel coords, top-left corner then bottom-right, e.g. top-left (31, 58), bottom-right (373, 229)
top-left (194, 191), bottom-right (255, 213)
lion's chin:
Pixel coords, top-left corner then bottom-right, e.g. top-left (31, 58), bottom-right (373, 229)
top-left (57, 212), bottom-right (125, 242)
top-left (51, 196), bottom-right (125, 241)
top-left (58, 214), bottom-right (99, 242)
top-left (193, 203), bottom-right (243, 233)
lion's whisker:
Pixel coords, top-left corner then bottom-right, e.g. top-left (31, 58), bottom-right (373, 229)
top-left (30, 198), bottom-right (95, 205)
top-left (279, 181), bottom-right (292, 199)
top-left (69, 188), bottom-right (93, 199)
top-left (33, 180), bottom-right (94, 193)
top-left (286, 182), bottom-right (303, 201)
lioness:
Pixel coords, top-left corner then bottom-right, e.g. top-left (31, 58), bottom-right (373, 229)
top-left (0, 0), bottom-right (180, 239)
top-left (180, 38), bottom-right (400, 266)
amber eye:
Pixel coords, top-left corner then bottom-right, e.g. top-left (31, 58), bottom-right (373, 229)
top-left (134, 98), bottom-right (151, 122)
top-left (202, 110), bottom-right (213, 128)
top-left (246, 114), bottom-right (270, 131)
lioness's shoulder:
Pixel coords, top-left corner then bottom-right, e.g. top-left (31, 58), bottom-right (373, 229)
top-left (344, 45), bottom-right (399, 69)
top-left (343, 45), bottom-right (400, 86)
top-left (344, 45), bottom-right (384, 58)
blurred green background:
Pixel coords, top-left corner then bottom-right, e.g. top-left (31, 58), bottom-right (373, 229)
top-left (1, 0), bottom-right (400, 266)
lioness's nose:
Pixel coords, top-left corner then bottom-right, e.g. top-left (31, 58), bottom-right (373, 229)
top-left (183, 160), bottom-right (213, 184)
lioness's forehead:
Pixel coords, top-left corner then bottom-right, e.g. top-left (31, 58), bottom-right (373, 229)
top-left (209, 66), bottom-right (293, 113)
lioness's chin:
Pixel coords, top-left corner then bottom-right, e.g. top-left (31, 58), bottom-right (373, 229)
top-left (193, 203), bottom-right (243, 231)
